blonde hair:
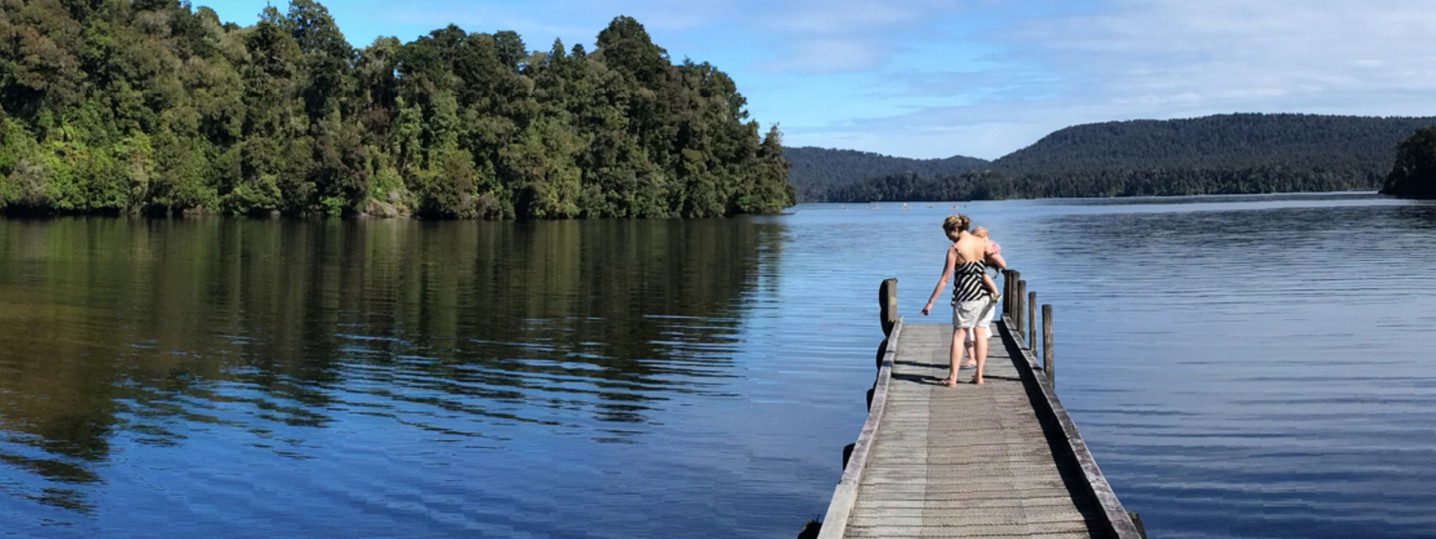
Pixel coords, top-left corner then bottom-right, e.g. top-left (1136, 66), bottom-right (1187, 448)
top-left (971, 226), bottom-right (989, 238)
top-left (941, 214), bottom-right (971, 234)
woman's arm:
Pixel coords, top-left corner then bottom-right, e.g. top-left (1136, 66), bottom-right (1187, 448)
top-left (921, 246), bottom-right (958, 315)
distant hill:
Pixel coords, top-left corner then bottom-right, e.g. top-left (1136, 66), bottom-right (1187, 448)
top-left (782, 147), bottom-right (989, 201)
top-left (818, 113), bottom-right (1436, 202)
top-left (994, 113), bottom-right (1436, 174)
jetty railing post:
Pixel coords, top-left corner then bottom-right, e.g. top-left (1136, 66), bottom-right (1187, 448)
top-left (1042, 304), bottom-right (1054, 385)
top-left (1007, 269), bottom-right (1021, 319)
top-left (1001, 270), bottom-right (1012, 318)
top-left (1016, 280), bottom-right (1027, 342)
top-left (1010, 269), bottom-right (1019, 318)
top-left (879, 278), bottom-right (898, 337)
top-left (1028, 291), bottom-right (1037, 351)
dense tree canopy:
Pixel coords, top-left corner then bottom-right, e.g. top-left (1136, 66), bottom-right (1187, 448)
top-left (1382, 126), bottom-right (1436, 199)
top-left (0, 1), bottom-right (793, 218)
top-left (782, 147), bottom-right (988, 202)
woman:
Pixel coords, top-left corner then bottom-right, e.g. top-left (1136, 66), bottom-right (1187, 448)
top-left (920, 214), bottom-right (997, 385)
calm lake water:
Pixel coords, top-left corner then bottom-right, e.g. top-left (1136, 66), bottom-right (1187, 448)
top-left (2, 193), bottom-right (1434, 538)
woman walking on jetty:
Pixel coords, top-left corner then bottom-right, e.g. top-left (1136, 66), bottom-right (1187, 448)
top-left (920, 214), bottom-right (996, 385)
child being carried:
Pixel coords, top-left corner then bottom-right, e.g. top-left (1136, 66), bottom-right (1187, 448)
top-left (971, 226), bottom-right (1005, 302)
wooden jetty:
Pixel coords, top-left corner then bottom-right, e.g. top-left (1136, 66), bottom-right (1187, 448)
top-left (816, 278), bottom-right (1143, 538)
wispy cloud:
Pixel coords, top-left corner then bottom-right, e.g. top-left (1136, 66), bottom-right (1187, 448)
top-left (740, 0), bottom-right (967, 74)
top-left (1008, 0), bottom-right (1436, 114)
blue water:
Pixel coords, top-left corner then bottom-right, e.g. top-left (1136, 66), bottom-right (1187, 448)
top-left (1, 193), bottom-right (1434, 537)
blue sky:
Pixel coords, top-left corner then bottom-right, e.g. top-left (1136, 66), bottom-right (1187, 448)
top-left (199, 0), bottom-right (1436, 160)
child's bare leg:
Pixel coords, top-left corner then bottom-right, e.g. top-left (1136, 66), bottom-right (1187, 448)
top-left (961, 337), bottom-right (976, 368)
top-left (982, 275), bottom-right (1001, 300)
top-left (972, 326), bottom-right (989, 384)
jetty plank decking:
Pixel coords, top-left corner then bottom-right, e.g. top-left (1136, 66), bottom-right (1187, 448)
top-left (818, 318), bottom-right (1143, 538)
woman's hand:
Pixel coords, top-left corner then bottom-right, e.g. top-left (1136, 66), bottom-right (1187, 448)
top-left (921, 303), bottom-right (932, 316)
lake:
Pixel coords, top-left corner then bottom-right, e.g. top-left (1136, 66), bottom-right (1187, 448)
top-left (2, 192), bottom-right (1434, 538)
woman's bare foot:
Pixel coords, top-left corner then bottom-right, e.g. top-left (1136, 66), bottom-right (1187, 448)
top-left (970, 376), bottom-right (983, 385)
top-left (940, 376), bottom-right (958, 387)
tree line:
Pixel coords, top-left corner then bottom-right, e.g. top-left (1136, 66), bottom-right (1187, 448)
top-left (782, 146), bottom-right (987, 202)
top-left (1383, 126), bottom-right (1436, 199)
top-left (795, 113), bottom-right (1436, 202)
top-left (0, 0), bottom-right (794, 218)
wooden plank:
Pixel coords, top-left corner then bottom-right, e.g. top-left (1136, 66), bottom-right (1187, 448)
top-left (820, 321), bottom-right (1141, 538)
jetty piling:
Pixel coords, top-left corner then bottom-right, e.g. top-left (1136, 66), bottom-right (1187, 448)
top-left (1043, 304), bottom-right (1054, 383)
top-left (1028, 291), bottom-right (1037, 350)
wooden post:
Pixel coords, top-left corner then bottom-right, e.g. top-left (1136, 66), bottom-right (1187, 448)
top-left (1016, 280), bottom-right (1027, 341)
top-left (1042, 304), bottom-right (1054, 385)
top-left (1005, 271), bottom-right (1016, 319)
top-left (1001, 270), bottom-right (1012, 317)
top-left (879, 278), bottom-right (897, 336)
top-left (1027, 291), bottom-right (1036, 351)
top-left (1008, 270), bottom-right (1022, 318)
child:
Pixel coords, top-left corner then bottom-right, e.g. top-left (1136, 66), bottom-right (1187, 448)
top-left (962, 226), bottom-right (1007, 370)
top-left (970, 226), bottom-right (1004, 302)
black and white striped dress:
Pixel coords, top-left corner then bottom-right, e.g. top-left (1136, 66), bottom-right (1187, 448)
top-left (953, 260), bottom-right (988, 304)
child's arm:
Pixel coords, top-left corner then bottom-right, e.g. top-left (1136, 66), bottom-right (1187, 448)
top-left (984, 240), bottom-right (1006, 269)
top-left (987, 252), bottom-right (1007, 270)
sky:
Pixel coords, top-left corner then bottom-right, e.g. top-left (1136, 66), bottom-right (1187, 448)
top-left (199, 0), bottom-right (1436, 161)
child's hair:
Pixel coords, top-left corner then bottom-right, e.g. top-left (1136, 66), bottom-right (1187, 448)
top-left (941, 214), bottom-right (971, 234)
top-left (971, 226), bottom-right (989, 238)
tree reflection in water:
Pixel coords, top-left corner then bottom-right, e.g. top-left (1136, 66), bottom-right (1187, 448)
top-left (0, 215), bottom-right (782, 518)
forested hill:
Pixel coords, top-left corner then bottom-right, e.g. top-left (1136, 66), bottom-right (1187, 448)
top-left (823, 114), bottom-right (1436, 202)
top-left (995, 113), bottom-right (1436, 174)
top-left (0, 1), bottom-right (793, 219)
top-left (783, 146), bottom-right (988, 201)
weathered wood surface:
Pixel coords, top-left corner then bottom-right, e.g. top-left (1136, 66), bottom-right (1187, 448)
top-left (822, 321), bottom-right (1139, 538)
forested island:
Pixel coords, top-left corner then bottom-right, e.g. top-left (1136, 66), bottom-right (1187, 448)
top-left (790, 114), bottom-right (1436, 202)
top-left (0, 0), bottom-right (794, 218)
top-left (1383, 126), bottom-right (1436, 199)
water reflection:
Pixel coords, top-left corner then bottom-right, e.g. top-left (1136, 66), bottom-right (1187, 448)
top-left (0, 216), bottom-right (783, 519)
top-left (1394, 202), bottom-right (1436, 230)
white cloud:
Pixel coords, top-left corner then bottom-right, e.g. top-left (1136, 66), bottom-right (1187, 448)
top-left (756, 37), bottom-right (896, 73)
top-left (1011, 0), bottom-right (1436, 113)
top-left (739, 0), bottom-right (968, 73)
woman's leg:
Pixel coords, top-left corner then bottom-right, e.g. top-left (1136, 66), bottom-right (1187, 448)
top-left (945, 326), bottom-right (969, 386)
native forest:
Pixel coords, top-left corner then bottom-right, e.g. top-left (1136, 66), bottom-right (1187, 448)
top-left (788, 114), bottom-right (1436, 203)
top-left (0, 0), bottom-right (794, 218)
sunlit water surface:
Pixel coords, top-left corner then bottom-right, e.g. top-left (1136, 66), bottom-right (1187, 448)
top-left (2, 192), bottom-right (1433, 538)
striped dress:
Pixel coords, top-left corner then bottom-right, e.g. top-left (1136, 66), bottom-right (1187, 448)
top-left (953, 260), bottom-right (988, 303)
